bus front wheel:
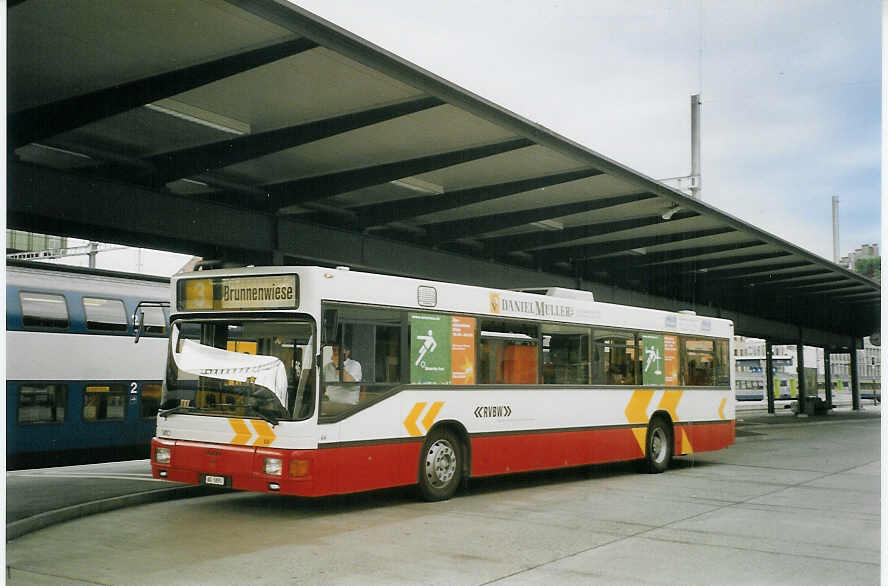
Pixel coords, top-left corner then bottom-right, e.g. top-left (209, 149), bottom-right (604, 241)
top-left (644, 418), bottom-right (673, 473)
top-left (418, 429), bottom-right (462, 501)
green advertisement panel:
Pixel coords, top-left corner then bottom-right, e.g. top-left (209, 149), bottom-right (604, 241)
top-left (410, 313), bottom-right (452, 384)
top-left (642, 333), bottom-right (665, 385)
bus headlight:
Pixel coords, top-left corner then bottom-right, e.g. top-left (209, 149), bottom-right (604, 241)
top-left (155, 447), bottom-right (171, 464)
top-left (264, 457), bottom-right (283, 476)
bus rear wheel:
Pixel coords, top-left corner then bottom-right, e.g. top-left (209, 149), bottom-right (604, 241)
top-left (644, 418), bottom-right (673, 474)
top-left (418, 429), bottom-right (462, 501)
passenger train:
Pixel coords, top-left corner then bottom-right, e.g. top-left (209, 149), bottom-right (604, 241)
top-left (6, 260), bottom-right (170, 469)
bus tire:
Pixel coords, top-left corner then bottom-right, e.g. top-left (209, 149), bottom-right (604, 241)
top-left (418, 428), bottom-right (462, 501)
top-left (644, 417), bottom-right (672, 474)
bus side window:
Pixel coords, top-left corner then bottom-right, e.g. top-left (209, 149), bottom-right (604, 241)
top-left (594, 329), bottom-right (638, 385)
top-left (542, 325), bottom-right (590, 385)
top-left (479, 320), bottom-right (539, 385)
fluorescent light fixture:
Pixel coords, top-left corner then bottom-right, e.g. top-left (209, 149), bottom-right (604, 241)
top-left (180, 178), bottom-right (209, 187)
top-left (390, 177), bottom-right (444, 195)
top-left (32, 143), bottom-right (92, 160)
top-left (531, 219), bottom-right (564, 231)
top-left (145, 99), bottom-right (250, 136)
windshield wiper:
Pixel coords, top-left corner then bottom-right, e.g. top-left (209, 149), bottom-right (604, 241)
top-left (159, 405), bottom-right (197, 418)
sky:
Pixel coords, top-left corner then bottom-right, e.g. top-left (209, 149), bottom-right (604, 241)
top-left (28, 0), bottom-right (882, 275)
top-left (293, 0), bottom-right (881, 263)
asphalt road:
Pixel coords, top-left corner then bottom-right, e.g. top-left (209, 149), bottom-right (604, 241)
top-left (5, 407), bottom-right (881, 585)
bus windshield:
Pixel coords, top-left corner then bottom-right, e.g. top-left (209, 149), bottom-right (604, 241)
top-left (164, 318), bottom-right (315, 421)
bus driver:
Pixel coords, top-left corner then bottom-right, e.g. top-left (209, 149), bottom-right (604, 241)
top-left (323, 344), bottom-right (362, 405)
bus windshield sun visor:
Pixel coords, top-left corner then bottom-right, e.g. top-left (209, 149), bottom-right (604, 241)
top-left (174, 339), bottom-right (289, 409)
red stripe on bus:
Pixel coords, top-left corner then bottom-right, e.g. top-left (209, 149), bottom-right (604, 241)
top-left (152, 421), bottom-right (734, 496)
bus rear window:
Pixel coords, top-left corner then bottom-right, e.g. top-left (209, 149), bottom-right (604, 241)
top-left (20, 291), bottom-right (69, 329)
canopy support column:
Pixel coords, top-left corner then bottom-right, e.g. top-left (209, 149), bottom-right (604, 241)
top-left (850, 338), bottom-right (861, 410)
top-left (796, 343), bottom-right (807, 415)
top-left (765, 340), bottom-right (775, 414)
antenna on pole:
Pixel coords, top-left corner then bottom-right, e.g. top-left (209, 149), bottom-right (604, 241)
top-left (832, 195), bottom-right (840, 262)
top-left (657, 94), bottom-right (703, 200)
top-left (690, 94), bottom-right (702, 200)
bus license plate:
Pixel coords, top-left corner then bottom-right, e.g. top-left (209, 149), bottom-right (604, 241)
top-left (205, 475), bottom-right (225, 486)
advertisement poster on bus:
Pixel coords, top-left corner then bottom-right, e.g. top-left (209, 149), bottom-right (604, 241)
top-left (663, 334), bottom-right (679, 386)
top-left (410, 313), bottom-right (477, 384)
top-left (642, 333), bottom-right (665, 385)
top-left (451, 316), bottom-right (476, 384)
top-left (410, 313), bottom-right (451, 384)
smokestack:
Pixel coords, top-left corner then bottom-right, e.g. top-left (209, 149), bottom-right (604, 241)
top-left (832, 195), bottom-right (840, 262)
top-left (690, 94), bottom-right (702, 200)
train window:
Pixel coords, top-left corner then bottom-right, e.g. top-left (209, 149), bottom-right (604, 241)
top-left (83, 384), bottom-right (127, 421)
top-left (142, 306), bottom-right (167, 335)
top-left (83, 297), bottom-right (128, 331)
top-left (18, 384), bottom-right (67, 424)
top-left (20, 291), bottom-right (69, 329)
top-left (140, 383), bottom-right (162, 418)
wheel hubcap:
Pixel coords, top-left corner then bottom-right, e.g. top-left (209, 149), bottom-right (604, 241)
top-left (650, 427), bottom-right (667, 464)
top-left (425, 439), bottom-right (456, 488)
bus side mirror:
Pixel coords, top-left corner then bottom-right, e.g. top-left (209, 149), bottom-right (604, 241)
top-left (322, 309), bottom-right (339, 344)
top-left (134, 311), bottom-right (145, 344)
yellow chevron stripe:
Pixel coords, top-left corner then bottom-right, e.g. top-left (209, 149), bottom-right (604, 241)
top-left (421, 401), bottom-right (445, 433)
top-left (403, 402), bottom-right (427, 437)
top-left (251, 420), bottom-right (276, 446)
top-left (657, 390), bottom-right (683, 421)
top-left (681, 428), bottom-right (694, 454)
top-left (632, 427), bottom-right (648, 455)
top-left (229, 418), bottom-right (252, 445)
top-left (625, 390), bottom-right (654, 424)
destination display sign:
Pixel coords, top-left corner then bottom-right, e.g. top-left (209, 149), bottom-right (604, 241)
top-left (178, 275), bottom-right (298, 311)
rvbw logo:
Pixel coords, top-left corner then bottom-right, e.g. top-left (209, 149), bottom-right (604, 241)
top-left (474, 405), bottom-right (512, 418)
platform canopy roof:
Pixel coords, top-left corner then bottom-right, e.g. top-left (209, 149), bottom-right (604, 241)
top-left (7, 0), bottom-right (879, 346)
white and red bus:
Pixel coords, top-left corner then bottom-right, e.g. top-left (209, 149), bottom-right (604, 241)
top-left (151, 266), bottom-right (734, 500)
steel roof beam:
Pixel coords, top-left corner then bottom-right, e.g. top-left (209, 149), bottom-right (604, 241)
top-left (749, 275), bottom-right (850, 290)
top-left (353, 168), bottom-right (603, 229)
top-left (687, 262), bottom-right (811, 280)
top-left (102, 97), bottom-right (443, 187)
top-left (481, 211), bottom-right (699, 254)
top-left (265, 137), bottom-right (534, 209)
top-left (586, 244), bottom-right (776, 274)
top-left (8, 37), bottom-right (318, 151)
top-left (720, 267), bottom-right (832, 283)
top-left (424, 193), bottom-right (657, 242)
top-left (534, 227), bottom-right (739, 262)
top-left (616, 241), bottom-right (768, 268)
top-left (780, 282), bottom-right (873, 295)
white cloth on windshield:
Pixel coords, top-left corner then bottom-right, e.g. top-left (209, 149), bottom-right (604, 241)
top-left (174, 339), bottom-right (288, 408)
top-left (324, 358), bottom-right (362, 405)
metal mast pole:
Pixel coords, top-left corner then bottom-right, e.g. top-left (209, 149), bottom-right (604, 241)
top-left (690, 94), bottom-right (702, 200)
top-left (832, 195), bottom-right (840, 262)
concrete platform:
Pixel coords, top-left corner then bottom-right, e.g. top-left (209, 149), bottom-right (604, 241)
top-left (5, 405), bottom-right (880, 584)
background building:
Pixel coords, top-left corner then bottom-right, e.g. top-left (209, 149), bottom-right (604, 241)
top-left (839, 243), bottom-right (880, 281)
top-left (733, 336), bottom-right (880, 402)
